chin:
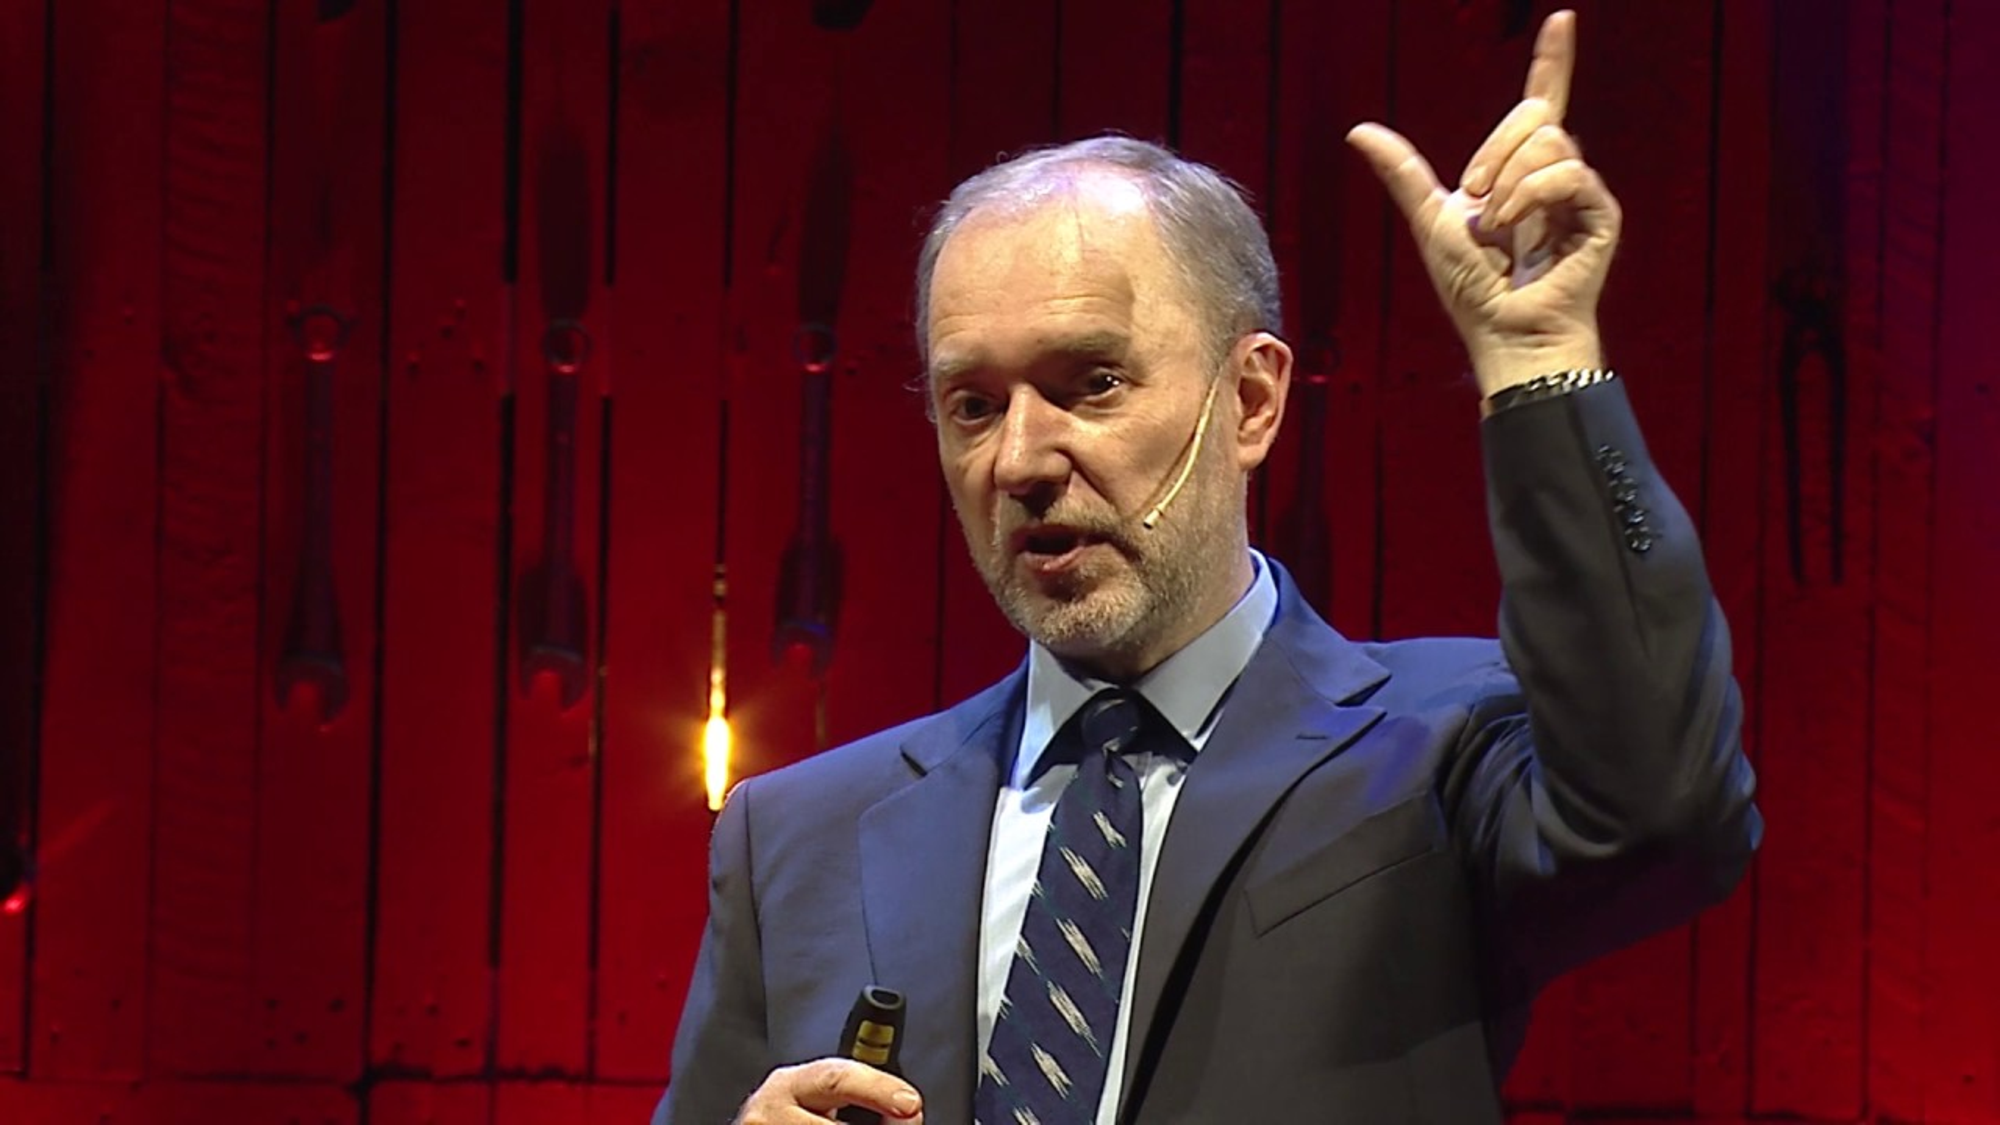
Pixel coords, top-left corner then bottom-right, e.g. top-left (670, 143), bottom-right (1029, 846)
top-left (999, 577), bottom-right (1154, 662)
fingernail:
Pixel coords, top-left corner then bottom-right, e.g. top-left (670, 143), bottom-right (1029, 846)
top-left (1464, 164), bottom-right (1488, 193)
top-left (892, 1089), bottom-right (921, 1115)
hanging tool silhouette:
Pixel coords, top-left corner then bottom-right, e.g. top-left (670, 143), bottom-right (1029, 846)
top-left (1774, 266), bottom-right (1847, 587)
top-left (773, 124), bottom-right (852, 679)
top-left (277, 306), bottom-right (354, 725)
top-left (518, 125), bottom-right (596, 708)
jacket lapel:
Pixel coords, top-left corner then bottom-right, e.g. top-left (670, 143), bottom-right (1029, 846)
top-left (1119, 567), bottom-right (1390, 1107)
top-left (858, 668), bottom-right (1024, 1124)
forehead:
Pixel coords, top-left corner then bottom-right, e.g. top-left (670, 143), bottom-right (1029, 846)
top-left (924, 173), bottom-right (1199, 374)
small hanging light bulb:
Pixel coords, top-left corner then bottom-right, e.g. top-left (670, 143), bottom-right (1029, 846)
top-left (703, 564), bottom-right (732, 811)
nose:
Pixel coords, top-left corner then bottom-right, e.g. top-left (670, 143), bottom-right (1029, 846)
top-left (991, 386), bottom-right (1073, 502)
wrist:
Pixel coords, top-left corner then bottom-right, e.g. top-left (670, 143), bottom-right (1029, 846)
top-left (1467, 329), bottom-right (1603, 397)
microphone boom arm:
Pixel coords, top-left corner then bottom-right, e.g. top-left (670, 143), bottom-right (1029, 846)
top-left (1141, 375), bottom-right (1223, 531)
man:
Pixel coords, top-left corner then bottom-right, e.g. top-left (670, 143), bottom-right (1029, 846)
top-left (659, 11), bottom-right (1761, 1123)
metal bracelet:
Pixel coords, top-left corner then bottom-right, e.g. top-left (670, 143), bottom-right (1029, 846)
top-left (1483, 367), bottom-right (1618, 414)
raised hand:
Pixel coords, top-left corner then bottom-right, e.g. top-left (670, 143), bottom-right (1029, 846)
top-left (1346, 10), bottom-right (1621, 397)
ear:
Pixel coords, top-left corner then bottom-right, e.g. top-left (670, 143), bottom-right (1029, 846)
top-left (1229, 331), bottom-right (1292, 472)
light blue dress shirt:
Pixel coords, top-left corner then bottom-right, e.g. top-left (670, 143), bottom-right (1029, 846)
top-left (977, 551), bottom-right (1280, 1125)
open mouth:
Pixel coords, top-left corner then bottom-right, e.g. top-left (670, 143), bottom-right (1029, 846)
top-left (1012, 525), bottom-right (1105, 576)
top-left (1025, 529), bottom-right (1083, 555)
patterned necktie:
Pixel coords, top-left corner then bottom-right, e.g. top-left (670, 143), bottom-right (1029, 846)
top-left (976, 689), bottom-right (1150, 1125)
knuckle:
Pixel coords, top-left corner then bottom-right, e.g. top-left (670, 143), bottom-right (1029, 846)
top-left (1530, 124), bottom-right (1571, 149)
top-left (1538, 159), bottom-right (1582, 185)
top-left (809, 1059), bottom-right (849, 1098)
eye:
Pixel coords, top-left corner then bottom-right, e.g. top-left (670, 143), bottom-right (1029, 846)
top-left (1082, 369), bottom-right (1125, 397)
top-left (944, 391), bottom-right (998, 424)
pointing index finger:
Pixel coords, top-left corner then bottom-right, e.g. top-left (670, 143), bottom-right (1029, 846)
top-left (1523, 10), bottom-right (1577, 122)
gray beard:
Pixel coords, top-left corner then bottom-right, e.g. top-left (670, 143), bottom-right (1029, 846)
top-left (964, 466), bottom-right (1241, 673)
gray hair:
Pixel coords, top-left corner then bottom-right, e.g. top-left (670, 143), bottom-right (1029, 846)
top-left (913, 135), bottom-right (1281, 369)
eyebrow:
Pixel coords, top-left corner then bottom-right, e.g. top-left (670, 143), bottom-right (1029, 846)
top-left (927, 330), bottom-right (1134, 386)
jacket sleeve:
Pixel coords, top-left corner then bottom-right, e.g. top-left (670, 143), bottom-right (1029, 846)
top-left (1440, 377), bottom-right (1763, 1000)
top-left (654, 781), bottom-right (770, 1125)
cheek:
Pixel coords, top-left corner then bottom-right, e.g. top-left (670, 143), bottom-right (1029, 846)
top-left (1082, 431), bottom-right (1181, 505)
top-left (949, 482), bottom-right (988, 525)
top-left (940, 454), bottom-right (992, 520)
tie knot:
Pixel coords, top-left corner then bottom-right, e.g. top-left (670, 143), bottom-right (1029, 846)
top-left (1079, 689), bottom-right (1147, 757)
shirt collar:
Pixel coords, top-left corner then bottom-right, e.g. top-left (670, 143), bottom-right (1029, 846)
top-left (1013, 550), bottom-right (1279, 786)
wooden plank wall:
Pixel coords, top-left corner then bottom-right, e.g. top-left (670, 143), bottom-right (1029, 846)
top-left (0, 0), bottom-right (1994, 1121)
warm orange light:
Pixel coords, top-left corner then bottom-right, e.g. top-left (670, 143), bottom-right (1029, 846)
top-left (703, 708), bottom-right (732, 812)
top-left (703, 565), bottom-right (732, 812)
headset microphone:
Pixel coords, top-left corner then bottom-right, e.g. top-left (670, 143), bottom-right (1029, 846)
top-left (833, 985), bottom-right (907, 1125)
top-left (1140, 375), bottom-right (1223, 530)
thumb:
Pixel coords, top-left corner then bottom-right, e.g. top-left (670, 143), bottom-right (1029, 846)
top-left (1346, 123), bottom-right (1443, 227)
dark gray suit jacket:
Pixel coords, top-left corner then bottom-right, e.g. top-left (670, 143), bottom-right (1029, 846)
top-left (657, 381), bottom-right (1762, 1123)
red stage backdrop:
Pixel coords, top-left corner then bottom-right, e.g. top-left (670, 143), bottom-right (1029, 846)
top-left (0, 0), bottom-right (1995, 1121)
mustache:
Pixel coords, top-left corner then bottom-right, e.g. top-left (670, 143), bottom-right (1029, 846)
top-left (992, 506), bottom-right (1137, 550)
